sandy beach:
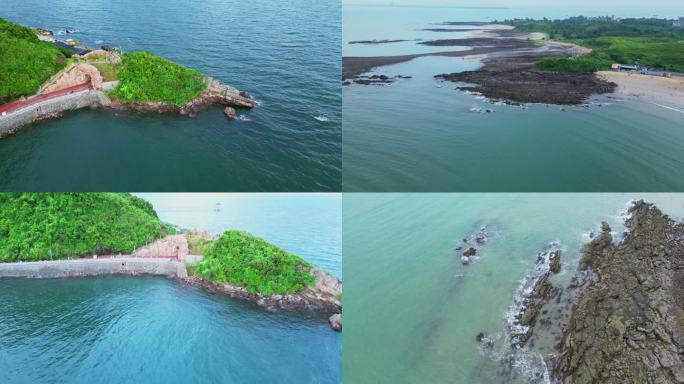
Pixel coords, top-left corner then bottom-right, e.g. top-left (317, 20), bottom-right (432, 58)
top-left (597, 71), bottom-right (684, 111)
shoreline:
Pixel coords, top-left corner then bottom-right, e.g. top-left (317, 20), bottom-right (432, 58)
top-left (343, 24), bottom-right (619, 105)
top-left (0, 256), bottom-right (342, 330)
top-left (597, 71), bottom-right (684, 111)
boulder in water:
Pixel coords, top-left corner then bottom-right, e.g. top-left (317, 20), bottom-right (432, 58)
top-left (329, 313), bottom-right (342, 332)
top-left (224, 107), bottom-right (237, 120)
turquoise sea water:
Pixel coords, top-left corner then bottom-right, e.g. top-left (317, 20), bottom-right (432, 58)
top-left (343, 5), bottom-right (684, 191)
top-left (343, 193), bottom-right (684, 383)
top-left (0, 194), bottom-right (341, 383)
top-left (0, 0), bottom-right (341, 191)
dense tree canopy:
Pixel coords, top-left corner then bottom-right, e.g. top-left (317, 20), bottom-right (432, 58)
top-left (195, 231), bottom-right (315, 295)
top-left (0, 193), bottom-right (168, 261)
top-left (0, 18), bottom-right (68, 102)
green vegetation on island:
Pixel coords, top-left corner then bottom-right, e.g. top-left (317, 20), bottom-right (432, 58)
top-left (111, 51), bottom-right (207, 105)
top-left (0, 17), bottom-right (209, 107)
top-left (0, 193), bottom-right (169, 261)
top-left (0, 18), bottom-right (68, 103)
top-left (506, 17), bottom-right (684, 72)
top-left (195, 231), bottom-right (315, 296)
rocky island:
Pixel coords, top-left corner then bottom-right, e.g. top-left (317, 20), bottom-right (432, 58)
top-left (0, 18), bottom-right (255, 138)
top-left (0, 193), bottom-right (341, 331)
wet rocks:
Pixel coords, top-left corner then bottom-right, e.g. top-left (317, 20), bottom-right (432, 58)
top-left (553, 201), bottom-right (684, 384)
top-left (224, 107), bottom-right (236, 119)
top-left (349, 39), bottom-right (409, 45)
top-left (579, 221), bottom-right (612, 271)
top-left (549, 250), bottom-right (561, 274)
top-left (351, 74), bottom-right (412, 86)
top-left (457, 226), bottom-right (492, 265)
top-left (329, 313), bottom-right (342, 332)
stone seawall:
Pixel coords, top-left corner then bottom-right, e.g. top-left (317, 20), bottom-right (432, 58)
top-left (0, 89), bottom-right (111, 137)
top-left (0, 258), bottom-right (187, 279)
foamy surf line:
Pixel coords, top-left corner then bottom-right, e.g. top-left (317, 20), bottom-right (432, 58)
top-left (650, 102), bottom-right (684, 114)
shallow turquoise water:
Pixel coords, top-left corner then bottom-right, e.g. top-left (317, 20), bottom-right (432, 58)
top-left (0, 0), bottom-right (341, 191)
top-left (343, 5), bottom-right (684, 191)
top-left (343, 193), bottom-right (684, 383)
top-left (0, 277), bottom-right (341, 384)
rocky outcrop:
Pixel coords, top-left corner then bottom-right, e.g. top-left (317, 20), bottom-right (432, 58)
top-left (553, 201), bottom-right (684, 384)
top-left (107, 77), bottom-right (255, 117)
top-left (184, 268), bottom-right (342, 319)
top-left (549, 250), bottom-right (561, 274)
top-left (329, 313), bottom-right (342, 332)
top-left (457, 226), bottom-right (492, 265)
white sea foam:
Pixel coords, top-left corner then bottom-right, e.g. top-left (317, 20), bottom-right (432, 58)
top-left (313, 115), bottom-right (331, 122)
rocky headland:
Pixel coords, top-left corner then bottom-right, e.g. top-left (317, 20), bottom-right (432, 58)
top-left (498, 201), bottom-right (684, 383)
top-left (553, 201), bottom-right (684, 383)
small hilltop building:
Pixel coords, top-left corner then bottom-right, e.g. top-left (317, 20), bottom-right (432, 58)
top-left (674, 17), bottom-right (684, 27)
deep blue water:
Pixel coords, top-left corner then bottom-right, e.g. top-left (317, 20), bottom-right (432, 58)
top-left (0, 277), bottom-right (341, 384)
top-left (0, 0), bottom-right (341, 191)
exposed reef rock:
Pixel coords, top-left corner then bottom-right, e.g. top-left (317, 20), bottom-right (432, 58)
top-left (351, 74), bottom-right (412, 86)
top-left (457, 226), bottom-right (492, 265)
top-left (553, 201), bottom-right (684, 383)
top-left (436, 54), bottom-right (616, 105)
top-left (349, 39), bottom-right (409, 44)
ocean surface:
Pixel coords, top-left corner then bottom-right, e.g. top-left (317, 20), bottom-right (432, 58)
top-left (343, 5), bottom-right (684, 191)
top-left (0, 0), bottom-right (341, 191)
top-left (0, 194), bottom-right (341, 383)
top-left (343, 193), bottom-right (684, 383)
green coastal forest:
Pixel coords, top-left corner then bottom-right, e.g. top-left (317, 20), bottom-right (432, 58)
top-left (0, 18), bottom-right (68, 103)
top-left (195, 231), bottom-right (315, 295)
top-left (0, 193), bottom-right (168, 261)
top-left (507, 17), bottom-right (684, 72)
top-left (0, 17), bottom-right (207, 106)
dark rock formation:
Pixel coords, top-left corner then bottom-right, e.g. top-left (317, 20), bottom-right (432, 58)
top-left (349, 39), bottom-right (409, 45)
top-left (549, 250), bottom-right (561, 274)
top-left (553, 201), bottom-right (684, 383)
top-left (463, 247), bottom-right (478, 257)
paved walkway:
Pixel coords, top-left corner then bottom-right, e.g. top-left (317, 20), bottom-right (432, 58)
top-left (0, 81), bottom-right (91, 115)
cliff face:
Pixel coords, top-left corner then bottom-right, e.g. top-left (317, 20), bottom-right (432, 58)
top-left (554, 201), bottom-right (684, 384)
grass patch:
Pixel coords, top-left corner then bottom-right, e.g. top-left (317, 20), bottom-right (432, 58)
top-left (0, 18), bottom-right (67, 103)
top-left (0, 193), bottom-right (166, 261)
top-left (92, 63), bottom-right (122, 82)
top-left (111, 51), bottom-right (207, 105)
top-left (195, 231), bottom-right (315, 296)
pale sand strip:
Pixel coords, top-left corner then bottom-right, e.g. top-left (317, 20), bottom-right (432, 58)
top-left (597, 71), bottom-right (684, 111)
